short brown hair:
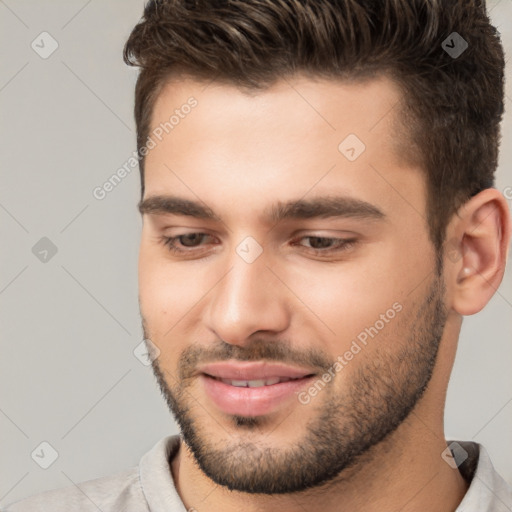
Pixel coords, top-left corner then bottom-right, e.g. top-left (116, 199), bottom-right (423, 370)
top-left (123, 0), bottom-right (504, 251)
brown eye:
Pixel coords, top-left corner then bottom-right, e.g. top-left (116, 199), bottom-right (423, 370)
top-left (298, 236), bottom-right (355, 251)
top-left (306, 237), bottom-right (337, 249)
top-left (160, 233), bottom-right (215, 254)
top-left (178, 233), bottom-right (207, 247)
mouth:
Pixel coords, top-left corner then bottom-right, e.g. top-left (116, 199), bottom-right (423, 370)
top-left (198, 360), bottom-right (316, 382)
top-left (204, 375), bottom-right (313, 387)
top-left (197, 361), bottom-right (317, 417)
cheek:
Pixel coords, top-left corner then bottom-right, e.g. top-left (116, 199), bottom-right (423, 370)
top-left (284, 257), bottom-right (405, 343)
top-left (294, 268), bottom-right (410, 377)
top-left (138, 244), bottom-right (214, 339)
top-left (138, 259), bottom-right (196, 369)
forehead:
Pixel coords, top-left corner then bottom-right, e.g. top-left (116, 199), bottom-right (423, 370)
top-left (143, 74), bottom-right (425, 225)
top-left (150, 73), bottom-right (405, 145)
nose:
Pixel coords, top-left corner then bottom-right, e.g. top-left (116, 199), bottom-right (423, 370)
top-left (203, 247), bottom-right (291, 347)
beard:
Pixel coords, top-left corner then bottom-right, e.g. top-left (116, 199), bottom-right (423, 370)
top-left (142, 273), bottom-right (447, 495)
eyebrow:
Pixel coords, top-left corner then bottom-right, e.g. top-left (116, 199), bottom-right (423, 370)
top-left (138, 194), bottom-right (385, 223)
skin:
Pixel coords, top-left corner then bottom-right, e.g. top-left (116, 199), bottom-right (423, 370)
top-left (137, 74), bottom-right (511, 512)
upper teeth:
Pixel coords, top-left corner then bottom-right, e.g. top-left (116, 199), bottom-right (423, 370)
top-left (221, 377), bottom-right (295, 387)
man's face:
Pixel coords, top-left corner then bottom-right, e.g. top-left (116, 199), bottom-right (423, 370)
top-left (138, 75), bottom-right (448, 493)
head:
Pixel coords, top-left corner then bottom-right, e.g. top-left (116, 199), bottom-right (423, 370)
top-left (126, 0), bottom-right (510, 495)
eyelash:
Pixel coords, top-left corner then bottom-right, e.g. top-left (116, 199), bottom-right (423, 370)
top-left (159, 233), bottom-right (356, 256)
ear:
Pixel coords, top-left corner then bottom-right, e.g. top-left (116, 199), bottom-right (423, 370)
top-left (445, 188), bottom-right (511, 316)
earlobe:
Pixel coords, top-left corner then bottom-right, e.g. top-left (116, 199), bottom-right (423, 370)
top-left (449, 189), bottom-right (511, 316)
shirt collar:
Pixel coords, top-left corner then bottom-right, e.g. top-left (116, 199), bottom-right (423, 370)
top-left (453, 441), bottom-right (512, 511)
top-left (139, 435), bottom-right (187, 512)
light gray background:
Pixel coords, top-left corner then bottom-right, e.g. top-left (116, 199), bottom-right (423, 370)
top-left (1, 0), bottom-right (511, 506)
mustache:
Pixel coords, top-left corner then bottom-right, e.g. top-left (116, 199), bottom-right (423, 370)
top-left (175, 338), bottom-right (334, 381)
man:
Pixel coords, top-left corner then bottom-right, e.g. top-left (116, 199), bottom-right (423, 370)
top-left (4, 0), bottom-right (511, 510)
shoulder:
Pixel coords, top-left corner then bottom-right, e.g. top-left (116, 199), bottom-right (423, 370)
top-left (2, 466), bottom-right (147, 512)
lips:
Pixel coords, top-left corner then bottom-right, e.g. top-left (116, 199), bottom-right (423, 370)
top-left (199, 361), bottom-right (315, 382)
top-left (198, 361), bottom-right (317, 416)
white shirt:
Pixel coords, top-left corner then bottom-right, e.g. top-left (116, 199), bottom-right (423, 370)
top-left (3, 436), bottom-right (511, 511)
